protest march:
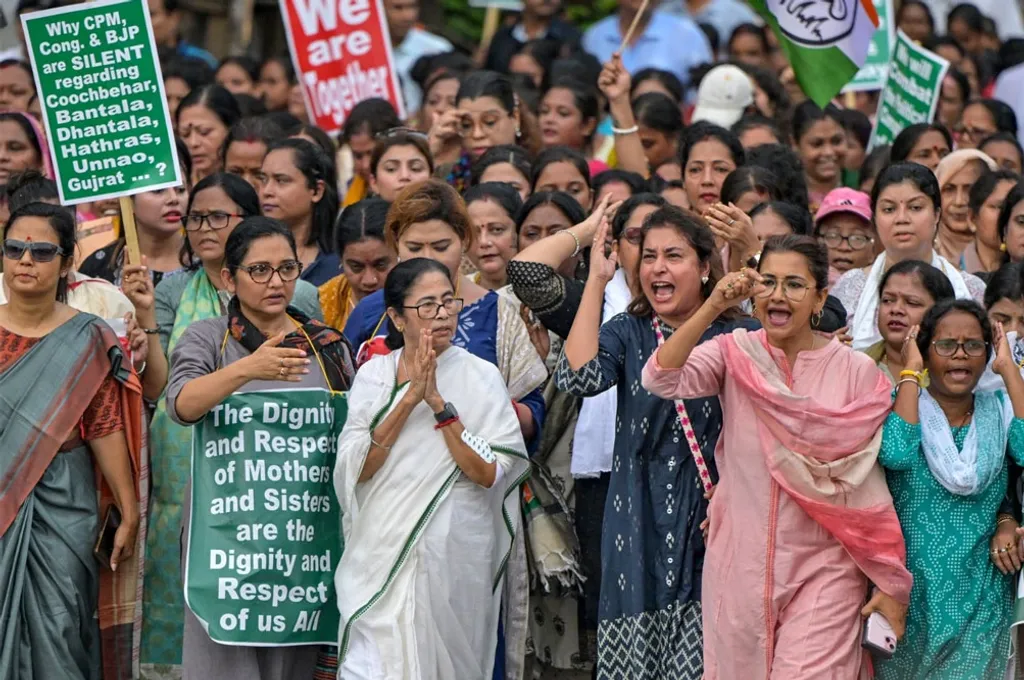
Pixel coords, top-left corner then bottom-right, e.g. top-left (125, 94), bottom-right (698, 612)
top-left (10, 0), bottom-right (1024, 678)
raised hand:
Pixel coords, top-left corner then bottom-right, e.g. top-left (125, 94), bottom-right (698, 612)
top-left (707, 268), bottom-right (764, 312)
top-left (427, 109), bottom-right (461, 156)
top-left (993, 322), bottom-right (1017, 378)
top-left (598, 53), bottom-right (631, 105)
top-left (122, 255), bottom-right (155, 318)
top-left (241, 331), bottom-right (310, 382)
top-left (901, 325), bottom-right (924, 373)
top-left (705, 203), bottom-right (759, 262)
top-left (588, 204), bottom-right (619, 284)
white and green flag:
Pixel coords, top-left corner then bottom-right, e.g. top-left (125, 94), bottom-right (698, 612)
top-left (748, 0), bottom-right (881, 107)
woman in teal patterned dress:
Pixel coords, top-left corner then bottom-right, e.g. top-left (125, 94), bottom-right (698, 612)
top-left (877, 298), bottom-right (1024, 679)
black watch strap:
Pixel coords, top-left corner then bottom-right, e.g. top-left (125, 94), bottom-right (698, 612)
top-left (434, 402), bottom-right (458, 423)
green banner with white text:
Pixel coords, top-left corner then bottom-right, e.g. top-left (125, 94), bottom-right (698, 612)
top-left (21, 0), bottom-right (181, 205)
top-left (869, 29), bottom-right (949, 149)
top-left (184, 388), bottom-right (346, 646)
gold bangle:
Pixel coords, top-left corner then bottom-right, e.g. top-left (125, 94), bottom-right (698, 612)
top-left (997, 515), bottom-right (1017, 527)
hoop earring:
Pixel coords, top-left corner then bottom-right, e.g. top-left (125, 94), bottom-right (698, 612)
top-left (811, 311), bottom-right (822, 329)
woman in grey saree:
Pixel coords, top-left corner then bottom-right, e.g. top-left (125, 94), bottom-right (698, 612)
top-left (0, 203), bottom-right (143, 680)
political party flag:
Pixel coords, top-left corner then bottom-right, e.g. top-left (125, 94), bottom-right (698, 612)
top-left (748, 0), bottom-right (880, 107)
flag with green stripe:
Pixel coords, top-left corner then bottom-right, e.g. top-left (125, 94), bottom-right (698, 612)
top-left (747, 0), bottom-right (880, 107)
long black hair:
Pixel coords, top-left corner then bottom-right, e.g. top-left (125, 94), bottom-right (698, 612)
top-left (176, 84), bottom-right (242, 130)
top-left (878, 259), bottom-right (956, 303)
top-left (470, 144), bottom-right (532, 186)
top-left (871, 162), bottom-right (942, 213)
top-left (334, 197), bottom-right (390, 257)
top-left (750, 201), bottom-right (814, 236)
top-left (890, 123), bottom-right (953, 163)
top-left (265, 138), bottom-right (338, 252)
top-left (383, 258), bottom-right (453, 350)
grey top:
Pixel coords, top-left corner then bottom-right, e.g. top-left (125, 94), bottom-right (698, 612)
top-left (166, 316), bottom-right (332, 426)
top-left (154, 269), bottom-right (323, 355)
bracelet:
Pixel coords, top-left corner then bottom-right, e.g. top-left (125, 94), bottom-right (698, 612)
top-left (562, 229), bottom-right (581, 258)
top-left (895, 377), bottom-right (921, 393)
top-left (997, 515), bottom-right (1017, 527)
top-left (141, 327), bottom-right (159, 335)
top-left (435, 415), bottom-right (460, 430)
top-left (370, 436), bottom-right (392, 452)
top-left (898, 369), bottom-right (924, 382)
top-left (135, 360), bottom-right (147, 374)
top-left (611, 124), bottom-right (639, 135)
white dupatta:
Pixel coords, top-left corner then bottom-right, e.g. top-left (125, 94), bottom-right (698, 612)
top-left (334, 346), bottom-right (529, 679)
top-left (852, 252), bottom-right (972, 350)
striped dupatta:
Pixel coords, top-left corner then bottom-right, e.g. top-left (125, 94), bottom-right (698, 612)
top-left (0, 314), bottom-right (145, 679)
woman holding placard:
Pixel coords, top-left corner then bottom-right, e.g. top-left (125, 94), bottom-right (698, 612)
top-left (128, 174), bottom-right (322, 675)
top-left (165, 217), bottom-right (353, 680)
top-left (334, 257), bottom-right (529, 679)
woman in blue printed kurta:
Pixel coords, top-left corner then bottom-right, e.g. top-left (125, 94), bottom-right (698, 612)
top-left (877, 298), bottom-right (1024, 680)
top-left (555, 205), bottom-right (758, 679)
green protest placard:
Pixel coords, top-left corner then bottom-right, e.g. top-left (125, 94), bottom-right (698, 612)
top-left (21, 0), bottom-right (181, 205)
top-left (869, 29), bottom-right (950, 149)
top-left (184, 388), bottom-right (346, 646)
top-left (843, 0), bottom-right (895, 92)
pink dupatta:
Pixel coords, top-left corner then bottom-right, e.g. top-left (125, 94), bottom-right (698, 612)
top-left (721, 329), bottom-right (913, 604)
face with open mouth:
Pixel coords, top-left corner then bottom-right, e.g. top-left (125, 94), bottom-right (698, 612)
top-left (753, 251), bottom-right (825, 343)
top-left (816, 214), bottom-right (877, 274)
top-left (638, 225), bottom-right (707, 323)
top-left (877, 272), bottom-right (936, 349)
top-left (925, 310), bottom-right (989, 398)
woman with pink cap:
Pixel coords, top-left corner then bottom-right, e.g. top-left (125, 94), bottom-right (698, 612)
top-left (814, 187), bottom-right (881, 286)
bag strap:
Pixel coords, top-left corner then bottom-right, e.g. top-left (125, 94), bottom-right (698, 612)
top-left (652, 315), bottom-right (713, 492)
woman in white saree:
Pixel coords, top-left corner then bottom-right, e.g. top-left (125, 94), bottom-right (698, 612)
top-left (334, 258), bottom-right (530, 679)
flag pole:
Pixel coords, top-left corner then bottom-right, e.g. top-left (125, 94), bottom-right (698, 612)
top-left (619, 0), bottom-right (651, 51)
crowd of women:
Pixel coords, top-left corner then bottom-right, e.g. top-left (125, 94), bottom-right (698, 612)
top-left (8, 0), bottom-right (1024, 679)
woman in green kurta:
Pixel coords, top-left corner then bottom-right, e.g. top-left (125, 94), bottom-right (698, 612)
top-left (877, 298), bottom-right (1024, 679)
top-left (121, 174), bottom-right (322, 677)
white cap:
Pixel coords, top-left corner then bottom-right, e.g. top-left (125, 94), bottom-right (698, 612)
top-left (691, 65), bottom-right (755, 129)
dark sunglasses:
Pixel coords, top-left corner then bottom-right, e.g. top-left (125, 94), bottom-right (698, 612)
top-left (3, 238), bottom-right (65, 263)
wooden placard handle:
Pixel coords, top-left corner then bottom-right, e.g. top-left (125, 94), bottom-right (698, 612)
top-left (119, 196), bottom-right (141, 265)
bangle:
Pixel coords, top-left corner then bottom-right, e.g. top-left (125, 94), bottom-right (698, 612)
top-left (896, 377), bottom-right (921, 393)
top-left (370, 436), bottom-right (392, 452)
top-left (434, 415), bottom-right (460, 430)
top-left (562, 229), bottom-right (581, 258)
top-left (611, 124), bottom-right (639, 135)
top-left (135, 360), bottom-right (147, 374)
top-left (998, 515), bottom-right (1017, 527)
top-left (898, 369), bottom-right (923, 382)
top-left (142, 327), bottom-right (159, 335)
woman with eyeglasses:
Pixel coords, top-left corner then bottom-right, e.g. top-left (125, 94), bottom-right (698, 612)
top-left (123, 174), bottom-right (322, 674)
top-left (832, 163), bottom-right (986, 351)
top-left (814, 188), bottom-right (880, 284)
top-left (0, 202), bottom-right (144, 680)
top-left (165, 217), bottom-right (354, 680)
top-left (874, 299), bottom-right (1024, 679)
top-left (642, 235), bottom-right (911, 680)
top-left (556, 205), bottom-right (761, 678)
top-left (334, 258), bottom-right (528, 679)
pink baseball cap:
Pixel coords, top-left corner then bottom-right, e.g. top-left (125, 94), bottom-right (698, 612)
top-left (814, 188), bottom-right (872, 226)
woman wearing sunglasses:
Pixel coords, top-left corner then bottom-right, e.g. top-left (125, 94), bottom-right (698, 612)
top-left (123, 173), bottom-right (323, 675)
top-left (0, 202), bottom-right (144, 678)
top-left (165, 217), bottom-right (354, 679)
top-left (875, 299), bottom-right (1024, 679)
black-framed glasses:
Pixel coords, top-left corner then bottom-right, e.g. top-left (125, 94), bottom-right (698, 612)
top-left (932, 339), bottom-right (987, 357)
top-left (185, 211), bottom-right (244, 231)
top-left (819, 232), bottom-right (873, 250)
top-left (404, 298), bottom-right (464, 319)
top-left (239, 260), bottom-right (303, 283)
top-left (2, 238), bottom-right (65, 263)
top-left (754, 276), bottom-right (815, 302)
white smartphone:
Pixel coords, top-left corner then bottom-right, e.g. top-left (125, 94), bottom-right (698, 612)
top-left (862, 612), bottom-right (897, 659)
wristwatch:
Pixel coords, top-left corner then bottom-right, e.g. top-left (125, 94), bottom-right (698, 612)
top-left (433, 402), bottom-right (458, 424)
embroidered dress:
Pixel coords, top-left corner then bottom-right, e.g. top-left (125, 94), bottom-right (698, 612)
top-left (877, 405), bottom-right (1024, 680)
top-left (554, 313), bottom-right (756, 679)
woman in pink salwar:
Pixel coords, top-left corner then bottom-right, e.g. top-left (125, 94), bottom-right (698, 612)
top-left (641, 234), bottom-right (914, 679)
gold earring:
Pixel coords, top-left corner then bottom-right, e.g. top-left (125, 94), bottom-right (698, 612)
top-left (1002, 243), bottom-right (1008, 252)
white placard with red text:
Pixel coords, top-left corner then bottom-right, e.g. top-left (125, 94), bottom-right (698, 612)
top-left (279, 0), bottom-right (406, 136)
